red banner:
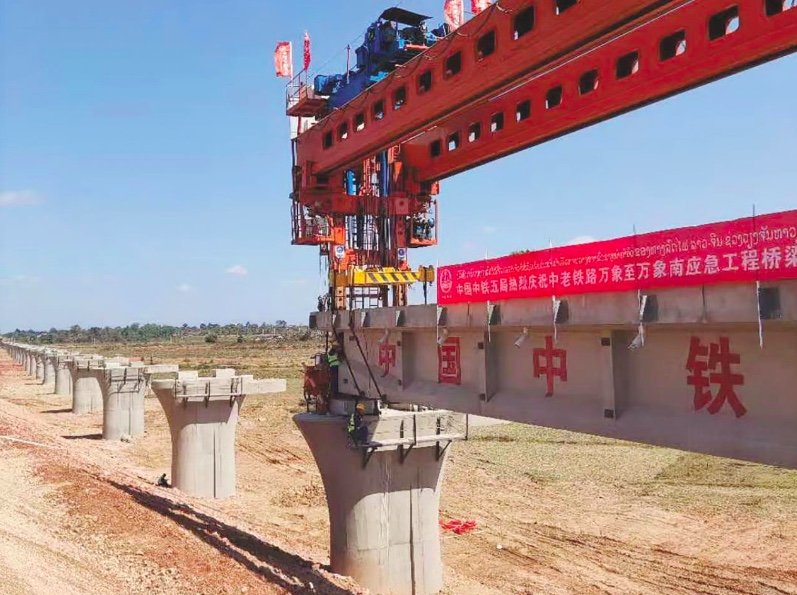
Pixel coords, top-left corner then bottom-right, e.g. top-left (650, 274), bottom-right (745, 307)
top-left (303, 32), bottom-right (311, 72)
top-left (444, 0), bottom-right (465, 29)
top-left (274, 41), bottom-right (293, 78)
top-left (471, 0), bottom-right (491, 14)
top-left (438, 210), bottom-right (797, 305)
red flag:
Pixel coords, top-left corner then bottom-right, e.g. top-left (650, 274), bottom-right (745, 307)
top-left (303, 32), bottom-right (311, 72)
top-left (274, 41), bottom-right (293, 78)
top-left (444, 0), bottom-right (464, 29)
top-left (471, 0), bottom-right (491, 14)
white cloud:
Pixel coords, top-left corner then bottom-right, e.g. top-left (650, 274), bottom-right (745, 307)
top-left (177, 283), bottom-right (192, 293)
top-left (568, 235), bottom-right (596, 245)
top-left (226, 264), bottom-right (249, 277)
top-left (0, 190), bottom-right (42, 208)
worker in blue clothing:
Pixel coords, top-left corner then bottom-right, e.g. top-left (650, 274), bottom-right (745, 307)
top-left (347, 400), bottom-right (369, 445)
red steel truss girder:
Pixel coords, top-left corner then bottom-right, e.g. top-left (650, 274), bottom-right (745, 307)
top-left (405, 0), bottom-right (797, 181)
top-left (295, 0), bottom-right (683, 177)
top-left (295, 189), bottom-right (424, 217)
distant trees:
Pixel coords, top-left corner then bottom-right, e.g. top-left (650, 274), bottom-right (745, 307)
top-left (2, 320), bottom-right (313, 345)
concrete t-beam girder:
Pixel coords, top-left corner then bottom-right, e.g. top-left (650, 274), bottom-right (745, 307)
top-left (151, 372), bottom-right (287, 499)
top-left (314, 280), bottom-right (797, 469)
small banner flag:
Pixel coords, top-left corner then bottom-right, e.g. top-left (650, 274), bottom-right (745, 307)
top-left (471, 0), bottom-right (491, 14)
top-left (303, 32), bottom-right (312, 72)
top-left (444, 0), bottom-right (465, 29)
top-left (274, 41), bottom-right (293, 78)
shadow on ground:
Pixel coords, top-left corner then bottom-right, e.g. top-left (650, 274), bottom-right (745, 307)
top-left (110, 480), bottom-right (353, 595)
top-left (63, 433), bottom-right (103, 440)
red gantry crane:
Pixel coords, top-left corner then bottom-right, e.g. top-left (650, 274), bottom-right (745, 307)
top-left (286, 0), bottom-right (797, 312)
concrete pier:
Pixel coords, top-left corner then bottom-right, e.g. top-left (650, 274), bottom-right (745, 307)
top-left (54, 353), bottom-right (77, 396)
top-left (42, 351), bottom-right (58, 387)
top-left (70, 357), bottom-right (108, 414)
top-left (34, 351), bottom-right (44, 381)
top-left (152, 373), bottom-right (287, 499)
top-left (101, 363), bottom-right (179, 441)
top-left (26, 349), bottom-right (35, 376)
top-left (295, 408), bottom-right (466, 595)
top-left (102, 365), bottom-right (147, 440)
top-left (141, 363), bottom-right (180, 397)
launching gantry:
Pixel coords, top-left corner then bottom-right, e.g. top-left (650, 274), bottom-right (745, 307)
top-left (286, 0), bottom-right (796, 312)
top-left (287, 8), bottom-right (442, 311)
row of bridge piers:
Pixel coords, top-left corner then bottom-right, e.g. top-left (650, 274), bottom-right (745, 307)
top-left (2, 340), bottom-right (459, 595)
top-left (2, 343), bottom-right (287, 497)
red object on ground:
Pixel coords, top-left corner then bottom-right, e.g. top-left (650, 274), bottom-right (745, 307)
top-left (438, 210), bottom-right (797, 305)
top-left (441, 519), bottom-right (477, 534)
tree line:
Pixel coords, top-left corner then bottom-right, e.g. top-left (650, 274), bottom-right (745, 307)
top-left (1, 321), bottom-right (306, 345)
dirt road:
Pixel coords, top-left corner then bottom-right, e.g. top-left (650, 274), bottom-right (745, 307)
top-left (2, 344), bottom-right (797, 594)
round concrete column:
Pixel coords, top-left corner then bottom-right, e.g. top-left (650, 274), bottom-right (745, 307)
top-left (26, 351), bottom-right (35, 376)
top-left (70, 359), bottom-right (106, 414)
top-left (152, 375), bottom-right (286, 499)
top-left (293, 410), bottom-right (464, 595)
top-left (42, 353), bottom-right (57, 388)
top-left (54, 355), bottom-right (75, 396)
top-left (34, 353), bottom-right (44, 381)
top-left (102, 367), bottom-right (148, 440)
top-left (294, 411), bottom-right (457, 595)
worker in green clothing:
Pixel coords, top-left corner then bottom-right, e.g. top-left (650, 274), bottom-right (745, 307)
top-left (327, 343), bottom-right (341, 398)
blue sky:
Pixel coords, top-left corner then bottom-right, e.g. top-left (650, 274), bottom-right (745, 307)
top-left (1, 0), bottom-right (795, 331)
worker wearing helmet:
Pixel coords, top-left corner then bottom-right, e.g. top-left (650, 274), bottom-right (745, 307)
top-left (348, 400), bottom-right (369, 445)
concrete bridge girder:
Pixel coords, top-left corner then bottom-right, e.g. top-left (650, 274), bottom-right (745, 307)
top-left (316, 281), bottom-right (797, 468)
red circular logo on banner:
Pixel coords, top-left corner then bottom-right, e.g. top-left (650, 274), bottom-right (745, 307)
top-left (440, 269), bottom-right (453, 294)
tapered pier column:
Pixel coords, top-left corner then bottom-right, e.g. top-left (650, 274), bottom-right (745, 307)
top-left (34, 352), bottom-right (44, 381)
top-left (54, 354), bottom-right (78, 396)
top-left (42, 351), bottom-right (59, 388)
top-left (152, 374), bottom-right (286, 499)
top-left (26, 349), bottom-right (36, 376)
top-left (70, 357), bottom-right (107, 414)
top-left (294, 408), bottom-right (466, 595)
top-left (102, 365), bottom-right (147, 440)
